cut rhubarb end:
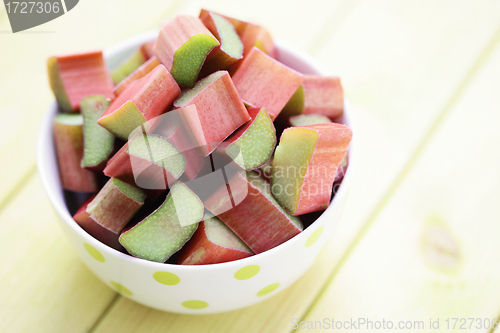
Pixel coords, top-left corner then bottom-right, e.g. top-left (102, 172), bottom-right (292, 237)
top-left (48, 51), bottom-right (114, 112)
top-left (205, 171), bottom-right (302, 253)
top-left (271, 124), bottom-right (352, 215)
top-left (289, 114), bottom-right (332, 127)
top-left (73, 195), bottom-right (123, 250)
top-left (174, 71), bottom-right (250, 156)
top-left (103, 133), bottom-right (186, 191)
top-left (151, 112), bottom-right (207, 181)
top-left (281, 85), bottom-right (305, 117)
top-left (111, 49), bottom-right (148, 85)
top-left (224, 107), bottom-right (276, 171)
top-left (119, 182), bottom-right (204, 263)
top-left (80, 96), bottom-right (114, 171)
top-left (98, 65), bottom-right (180, 140)
top-left (154, 15), bottom-right (219, 88)
top-left (199, 13), bottom-right (243, 76)
top-left (177, 215), bottom-right (253, 265)
top-left (53, 113), bottom-right (99, 192)
top-left (231, 47), bottom-right (303, 118)
top-left (86, 178), bottom-right (145, 234)
top-left (47, 57), bottom-right (72, 111)
top-left (113, 56), bottom-right (161, 96)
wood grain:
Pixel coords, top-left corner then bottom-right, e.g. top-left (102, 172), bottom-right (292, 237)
top-left (0, 175), bottom-right (116, 333)
top-left (302, 23), bottom-right (500, 333)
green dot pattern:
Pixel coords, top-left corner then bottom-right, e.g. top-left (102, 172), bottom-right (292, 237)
top-left (182, 300), bottom-right (209, 309)
top-left (257, 283), bottom-right (280, 297)
top-left (110, 281), bottom-right (133, 296)
top-left (234, 265), bottom-right (261, 280)
top-left (305, 226), bottom-right (324, 247)
top-left (153, 271), bottom-right (181, 286)
top-left (84, 243), bottom-right (105, 263)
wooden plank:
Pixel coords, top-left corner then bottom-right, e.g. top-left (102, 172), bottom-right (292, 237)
top-left (302, 23), bottom-right (500, 333)
top-left (311, 0), bottom-right (500, 275)
top-left (89, 1), bottom-right (500, 333)
top-left (0, 174), bottom-right (117, 333)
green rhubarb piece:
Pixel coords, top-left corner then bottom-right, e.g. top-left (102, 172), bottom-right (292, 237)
top-left (226, 108), bottom-right (276, 170)
top-left (247, 172), bottom-right (302, 229)
top-left (112, 178), bottom-right (146, 203)
top-left (48, 57), bottom-right (72, 112)
top-left (171, 34), bottom-right (220, 87)
top-left (175, 71), bottom-right (226, 106)
top-left (54, 113), bottom-right (83, 125)
top-left (111, 50), bottom-right (147, 85)
top-left (289, 114), bottom-right (332, 127)
top-left (80, 96), bottom-right (114, 169)
top-left (212, 13), bottom-right (243, 59)
top-left (127, 134), bottom-right (186, 179)
top-left (204, 215), bottom-right (251, 252)
top-left (281, 85), bottom-right (305, 116)
top-left (271, 128), bottom-right (318, 213)
top-left (119, 182), bottom-right (204, 262)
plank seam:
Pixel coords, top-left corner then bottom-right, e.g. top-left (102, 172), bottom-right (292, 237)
top-left (0, 164), bottom-right (37, 214)
top-left (306, 0), bottom-right (363, 56)
top-left (293, 21), bottom-right (500, 332)
top-left (87, 294), bottom-right (121, 333)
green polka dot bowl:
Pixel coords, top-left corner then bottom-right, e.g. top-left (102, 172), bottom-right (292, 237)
top-left (37, 30), bottom-right (356, 314)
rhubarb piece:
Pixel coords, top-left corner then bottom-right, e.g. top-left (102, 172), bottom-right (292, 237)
top-left (104, 133), bottom-right (186, 191)
top-left (258, 158), bottom-right (272, 182)
top-left (334, 154), bottom-right (348, 183)
top-left (151, 111), bottom-right (206, 180)
top-left (140, 41), bottom-right (156, 59)
top-left (113, 57), bottom-right (161, 96)
top-left (154, 15), bottom-right (220, 87)
top-left (119, 182), bottom-right (204, 262)
top-left (47, 51), bottom-right (114, 112)
top-left (271, 124), bottom-right (352, 215)
top-left (231, 47), bottom-right (303, 118)
top-left (177, 215), bottom-right (253, 265)
top-left (98, 65), bottom-right (180, 140)
top-left (111, 49), bottom-right (148, 85)
top-left (86, 178), bottom-right (146, 233)
top-left (205, 171), bottom-right (302, 253)
top-left (199, 12), bottom-right (243, 76)
top-left (73, 195), bottom-right (122, 250)
top-left (80, 96), bottom-right (114, 171)
top-left (174, 71), bottom-right (250, 156)
top-left (222, 107), bottom-right (276, 170)
top-left (53, 113), bottom-right (99, 192)
top-left (199, 10), bottom-right (275, 58)
top-left (289, 114), bottom-right (332, 127)
top-left (281, 76), bottom-right (344, 119)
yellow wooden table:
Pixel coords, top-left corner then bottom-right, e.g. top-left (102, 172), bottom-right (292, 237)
top-left (2, 0), bottom-right (500, 332)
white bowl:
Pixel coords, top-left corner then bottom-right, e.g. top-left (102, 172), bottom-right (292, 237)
top-left (37, 30), bottom-right (357, 314)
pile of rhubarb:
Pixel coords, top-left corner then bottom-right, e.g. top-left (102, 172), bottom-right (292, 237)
top-left (49, 10), bottom-right (352, 265)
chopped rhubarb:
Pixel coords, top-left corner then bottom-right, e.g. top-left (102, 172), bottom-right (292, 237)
top-left (98, 65), bottom-right (180, 140)
top-left (282, 76), bottom-right (344, 119)
top-left (271, 123), bottom-right (352, 215)
top-left (174, 71), bottom-right (250, 156)
top-left (177, 215), bottom-right (253, 265)
top-left (48, 51), bottom-right (114, 112)
top-left (73, 195), bottom-right (122, 250)
top-left (113, 57), bottom-right (161, 96)
top-left (231, 47), bottom-right (303, 118)
top-left (53, 113), bottom-right (99, 192)
top-left (154, 15), bottom-right (220, 87)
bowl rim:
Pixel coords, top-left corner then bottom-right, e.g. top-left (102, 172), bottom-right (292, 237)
top-left (37, 30), bottom-right (357, 272)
